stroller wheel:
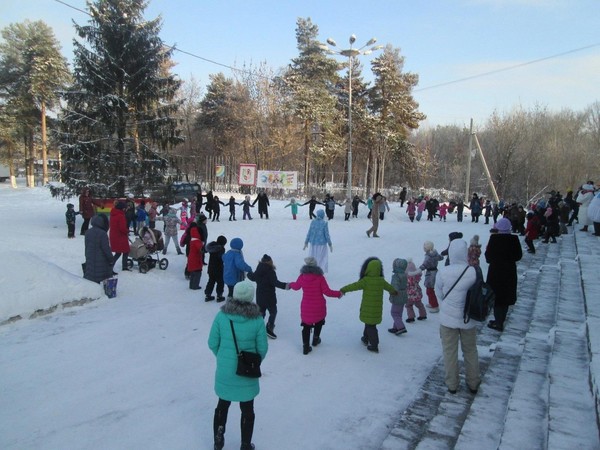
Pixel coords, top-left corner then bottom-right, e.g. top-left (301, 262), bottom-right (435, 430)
top-left (139, 262), bottom-right (149, 274)
top-left (159, 258), bottom-right (169, 270)
top-left (126, 258), bottom-right (134, 270)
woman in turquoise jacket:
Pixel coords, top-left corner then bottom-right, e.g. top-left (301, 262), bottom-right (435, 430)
top-left (340, 257), bottom-right (397, 353)
top-left (208, 280), bottom-right (268, 450)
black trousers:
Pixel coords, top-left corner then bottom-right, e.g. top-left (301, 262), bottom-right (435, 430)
top-left (205, 275), bottom-right (224, 297)
top-left (113, 252), bottom-right (129, 270)
top-left (363, 324), bottom-right (379, 347)
top-left (214, 398), bottom-right (255, 446)
top-left (80, 217), bottom-right (91, 235)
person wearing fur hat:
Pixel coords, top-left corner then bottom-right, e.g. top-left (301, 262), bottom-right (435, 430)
top-left (289, 257), bottom-right (342, 354)
top-left (109, 201), bottom-right (131, 272)
top-left (187, 226), bottom-right (204, 290)
top-left (205, 235), bottom-right (228, 302)
top-left (303, 209), bottom-right (333, 273)
top-left (485, 217), bottom-right (522, 332)
top-left (419, 241), bottom-right (444, 312)
top-left (222, 238), bottom-right (253, 300)
top-left (434, 238), bottom-right (480, 394)
top-left (208, 280), bottom-right (268, 450)
top-left (405, 260), bottom-right (427, 322)
top-left (340, 257), bottom-right (397, 353)
top-left (65, 203), bottom-right (80, 238)
top-left (388, 259), bottom-right (408, 335)
top-left (83, 214), bottom-right (114, 283)
top-left (467, 235), bottom-right (481, 266)
top-left (247, 255), bottom-right (289, 339)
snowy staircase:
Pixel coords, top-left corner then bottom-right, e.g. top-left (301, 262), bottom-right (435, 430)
top-left (380, 230), bottom-right (600, 450)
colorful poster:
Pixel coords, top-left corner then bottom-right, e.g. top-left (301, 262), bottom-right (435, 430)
top-left (238, 164), bottom-right (257, 186)
top-left (256, 170), bottom-right (298, 189)
top-left (215, 165), bottom-right (225, 178)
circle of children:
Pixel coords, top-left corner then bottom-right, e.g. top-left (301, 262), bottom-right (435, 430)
top-left (74, 181), bottom-right (600, 354)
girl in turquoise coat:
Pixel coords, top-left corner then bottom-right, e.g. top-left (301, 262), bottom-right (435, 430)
top-left (208, 280), bottom-right (268, 450)
top-left (340, 257), bottom-right (397, 353)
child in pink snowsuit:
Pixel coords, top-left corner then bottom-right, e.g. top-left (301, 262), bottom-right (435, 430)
top-left (438, 203), bottom-right (448, 221)
top-left (405, 260), bottom-right (427, 322)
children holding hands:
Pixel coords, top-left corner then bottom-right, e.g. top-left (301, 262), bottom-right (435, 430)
top-left (340, 257), bottom-right (397, 353)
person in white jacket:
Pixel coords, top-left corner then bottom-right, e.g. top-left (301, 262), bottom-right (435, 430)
top-left (435, 238), bottom-right (480, 394)
top-left (576, 183), bottom-right (595, 232)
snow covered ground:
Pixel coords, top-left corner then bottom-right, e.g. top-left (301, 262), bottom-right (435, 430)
top-left (0, 181), bottom-right (596, 450)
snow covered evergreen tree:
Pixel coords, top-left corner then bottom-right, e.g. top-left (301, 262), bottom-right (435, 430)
top-left (58, 0), bottom-right (182, 197)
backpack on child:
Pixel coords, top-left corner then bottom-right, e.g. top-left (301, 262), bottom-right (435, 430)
top-left (463, 266), bottom-right (495, 323)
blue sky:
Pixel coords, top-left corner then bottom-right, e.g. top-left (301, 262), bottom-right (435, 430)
top-left (1, 0), bottom-right (599, 127)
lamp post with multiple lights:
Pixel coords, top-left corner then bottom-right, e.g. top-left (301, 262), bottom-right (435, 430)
top-left (320, 35), bottom-right (383, 199)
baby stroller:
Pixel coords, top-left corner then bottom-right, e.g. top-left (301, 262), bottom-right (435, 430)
top-left (127, 227), bottom-right (169, 273)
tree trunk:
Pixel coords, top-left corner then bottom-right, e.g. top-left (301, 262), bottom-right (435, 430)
top-left (41, 101), bottom-right (48, 185)
top-left (27, 127), bottom-right (35, 188)
top-left (303, 120), bottom-right (310, 193)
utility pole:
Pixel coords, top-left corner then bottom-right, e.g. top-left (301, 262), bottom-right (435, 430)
top-left (465, 118), bottom-right (473, 201)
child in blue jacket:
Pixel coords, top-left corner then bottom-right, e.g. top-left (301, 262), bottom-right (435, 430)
top-left (222, 237), bottom-right (253, 299)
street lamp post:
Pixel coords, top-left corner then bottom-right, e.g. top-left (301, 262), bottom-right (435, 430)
top-left (321, 35), bottom-right (383, 200)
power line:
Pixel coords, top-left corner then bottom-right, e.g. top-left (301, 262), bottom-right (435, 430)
top-left (415, 43), bottom-right (600, 92)
top-left (53, 0), bottom-right (599, 91)
top-left (53, 0), bottom-right (265, 79)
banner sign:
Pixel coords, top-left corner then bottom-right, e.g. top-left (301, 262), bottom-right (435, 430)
top-left (256, 170), bottom-right (298, 189)
top-left (238, 164), bottom-right (257, 186)
top-left (215, 165), bottom-right (225, 178)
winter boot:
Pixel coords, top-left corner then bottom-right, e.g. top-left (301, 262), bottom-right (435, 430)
top-left (312, 322), bottom-right (323, 346)
top-left (266, 325), bottom-right (277, 339)
top-left (213, 407), bottom-right (228, 450)
top-left (240, 412), bottom-right (255, 450)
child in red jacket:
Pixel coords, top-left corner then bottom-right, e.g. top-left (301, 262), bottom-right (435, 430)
top-left (187, 226), bottom-right (204, 290)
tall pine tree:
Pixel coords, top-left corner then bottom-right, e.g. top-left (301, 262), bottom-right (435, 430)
top-left (0, 20), bottom-right (70, 187)
top-left (369, 45), bottom-right (425, 191)
top-left (58, 0), bottom-right (182, 197)
top-left (282, 18), bottom-right (342, 190)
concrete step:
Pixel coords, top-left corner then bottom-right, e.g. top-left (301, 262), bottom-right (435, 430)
top-left (379, 232), bottom-right (600, 450)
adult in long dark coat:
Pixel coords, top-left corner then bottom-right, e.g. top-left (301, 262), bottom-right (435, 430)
top-left (485, 217), bottom-right (522, 331)
top-left (252, 191), bottom-right (270, 219)
top-left (84, 214), bottom-right (114, 283)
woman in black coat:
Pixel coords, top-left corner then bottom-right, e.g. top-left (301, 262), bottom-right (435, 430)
top-left (485, 217), bottom-right (522, 331)
top-left (84, 214), bottom-right (114, 283)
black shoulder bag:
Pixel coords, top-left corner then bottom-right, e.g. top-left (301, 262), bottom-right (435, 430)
top-left (230, 320), bottom-right (262, 378)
